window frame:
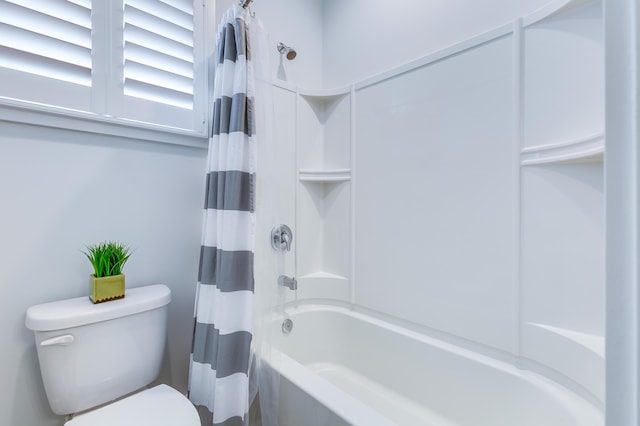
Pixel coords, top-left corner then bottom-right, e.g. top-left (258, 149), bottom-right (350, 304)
top-left (0, 0), bottom-right (211, 148)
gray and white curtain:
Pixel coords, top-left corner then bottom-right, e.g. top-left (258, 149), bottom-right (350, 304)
top-left (189, 5), bottom-right (256, 426)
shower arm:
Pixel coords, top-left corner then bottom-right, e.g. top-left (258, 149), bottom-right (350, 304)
top-left (240, 0), bottom-right (253, 8)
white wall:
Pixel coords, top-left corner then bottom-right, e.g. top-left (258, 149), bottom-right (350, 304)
top-left (0, 122), bottom-right (205, 425)
top-left (354, 35), bottom-right (516, 352)
top-left (322, 0), bottom-right (553, 87)
top-left (216, 0), bottom-right (324, 88)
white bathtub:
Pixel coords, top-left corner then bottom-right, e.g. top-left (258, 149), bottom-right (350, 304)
top-left (264, 304), bottom-right (603, 426)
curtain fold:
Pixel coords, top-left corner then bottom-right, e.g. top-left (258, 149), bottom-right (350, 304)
top-left (189, 5), bottom-right (257, 426)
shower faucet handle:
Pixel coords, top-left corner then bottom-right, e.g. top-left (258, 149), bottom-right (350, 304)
top-left (281, 232), bottom-right (291, 251)
top-left (271, 224), bottom-right (293, 252)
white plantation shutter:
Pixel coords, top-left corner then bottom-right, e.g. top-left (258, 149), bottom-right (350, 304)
top-left (0, 0), bottom-right (92, 110)
top-left (0, 0), bottom-right (91, 85)
top-left (122, 0), bottom-right (203, 130)
top-left (0, 0), bottom-right (206, 136)
top-left (124, 0), bottom-right (194, 108)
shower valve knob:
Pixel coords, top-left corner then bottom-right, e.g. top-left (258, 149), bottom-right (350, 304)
top-left (271, 224), bottom-right (293, 252)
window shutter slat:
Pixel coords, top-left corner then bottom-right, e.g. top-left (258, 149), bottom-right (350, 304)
top-left (125, 61), bottom-right (193, 95)
top-left (124, 24), bottom-right (193, 63)
top-left (123, 24), bottom-right (193, 64)
top-left (5, 0), bottom-right (90, 29)
top-left (131, 0), bottom-right (193, 29)
top-left (125, 5), bottom-right (192, 46)
top-left (0, 45), bottom-right (90, 86)
top-left (125, 42), bottom-right (193, 78)
top-left (0, 23), bottom-right (91, 68)
top-left (0, 1), bottom-right (90, 47)
top-left (125, 80), bottom-right (193, 110)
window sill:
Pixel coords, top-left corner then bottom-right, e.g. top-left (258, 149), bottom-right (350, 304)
top-left (0, 97), bottom-right (209, 149)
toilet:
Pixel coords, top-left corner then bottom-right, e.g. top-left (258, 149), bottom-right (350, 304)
top-left (25, 284), bottom-right (200, 425)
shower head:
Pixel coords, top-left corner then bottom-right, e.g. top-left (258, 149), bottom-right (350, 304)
top-left (277, 42), bottom-right (297, 60)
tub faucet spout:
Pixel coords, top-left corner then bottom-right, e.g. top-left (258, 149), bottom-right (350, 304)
top-left (278, 275), bottom-right (297, 290)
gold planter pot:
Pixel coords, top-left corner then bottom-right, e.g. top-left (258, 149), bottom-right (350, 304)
top-left (90, 274), bottom-right (125, 303)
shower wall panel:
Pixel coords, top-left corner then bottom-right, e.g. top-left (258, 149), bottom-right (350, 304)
top-left (519, 1), bottom-right (604, 401)
top-left (521, 163), bottom-right (604, 399)
top-left (523, 1), bottom-right (604, 149)
top-left (353, 36), bottom-right (516, 353)
top-left (255, 86), bottom-right (297, 301)
top-left (295, 90), bottom-right (352, 302)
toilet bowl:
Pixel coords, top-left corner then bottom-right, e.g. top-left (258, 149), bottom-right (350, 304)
top-left (65, 384), bottom-right (199, 426)
top-left (26, 284), bottom-right (199, 425)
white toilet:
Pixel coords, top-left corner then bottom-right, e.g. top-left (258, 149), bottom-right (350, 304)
top-left (25, 284), bottom-right (200, 425)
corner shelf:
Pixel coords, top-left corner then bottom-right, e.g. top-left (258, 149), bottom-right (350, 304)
top-left (299, 271), bottom-right (349, 282)
top-left (521, 133), bottom-right (604, 166)
top-left (296, 272), bottom-right (350, 301)
top-left (522, 0), bottom-right (592, 28)
top-left (528, 322), bottom-right (603, 357)
top-left (296, 87), bottom-right (352, 303)
top-left (299, 169), bottom-right (351, 182)
top-left (523, 322), bottom-right (604, 400)
top-left (298, 86), bottom-right (351, 99)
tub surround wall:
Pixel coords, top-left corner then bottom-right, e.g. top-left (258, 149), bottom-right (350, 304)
top-left (287, 0), bottom-right (604, 405)
top-left (520, 1), bottom-right (604, 400)
top-left (295, 88), bottom-right (353, 301)
top-left (355, 34), bottom-right (516, 352)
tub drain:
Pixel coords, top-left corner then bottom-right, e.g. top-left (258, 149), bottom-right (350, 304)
top-left (281, 318), bottom-right (293, 334)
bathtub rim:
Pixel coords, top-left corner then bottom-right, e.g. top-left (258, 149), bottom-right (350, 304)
top-left (273, 300), bottom-right (604, 415)
top-left (261, 348), bottom-right (397, 426)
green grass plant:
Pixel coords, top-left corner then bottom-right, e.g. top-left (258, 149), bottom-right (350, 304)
top-left (82, 241), bottom-right (132, 278)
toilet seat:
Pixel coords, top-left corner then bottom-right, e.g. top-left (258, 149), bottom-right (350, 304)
top-left (64, 384), bottom-right (200, 426)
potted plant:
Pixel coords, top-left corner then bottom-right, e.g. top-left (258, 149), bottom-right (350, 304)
top-left (83, 241), bottom-right (132, 303)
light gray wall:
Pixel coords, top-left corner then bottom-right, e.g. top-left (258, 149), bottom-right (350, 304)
top-left (1, 122), bottom-right (206, 425)
top-left (322, 0), bottom-right (553, 87)
top-left (2, 0), bottom-right (324, 424)
top-left (217, 0), bottom-right (325, 88)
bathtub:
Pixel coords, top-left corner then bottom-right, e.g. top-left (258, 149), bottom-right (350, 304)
top-left (263, 304), bottom-right (603, 426)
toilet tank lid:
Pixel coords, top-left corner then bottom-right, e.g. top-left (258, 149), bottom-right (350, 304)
top-left (26, 284), bottom-right (171, 331)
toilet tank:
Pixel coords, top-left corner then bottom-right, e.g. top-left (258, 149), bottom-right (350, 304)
top-left (25, 284), bottom-right (172, 415)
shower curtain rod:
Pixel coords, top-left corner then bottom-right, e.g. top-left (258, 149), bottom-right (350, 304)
top-left (240, 0), bottom-right (252, 8)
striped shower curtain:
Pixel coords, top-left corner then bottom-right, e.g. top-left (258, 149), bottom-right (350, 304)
top-left (189, 5), bottom-right (256, 426)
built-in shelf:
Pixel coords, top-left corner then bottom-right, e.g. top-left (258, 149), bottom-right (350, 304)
top-left (522, 0), bottom-right (592, 27)
top-left (528, 322), bottom-right (604, 358)
top-left (299, 169), bottom-right (351, 182)
top-left (521, 133), bottom-right (604, 166)
top-left (299, 271), bottom-right (349, 282)
top-left (298, 86), bottom-right (350, 99)
top-left (523, 321), bottom-right (604, 401)
top-left (295, 272), bottom-right (350, 301)
top-left (296, 85), bottom-right (351, 303)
